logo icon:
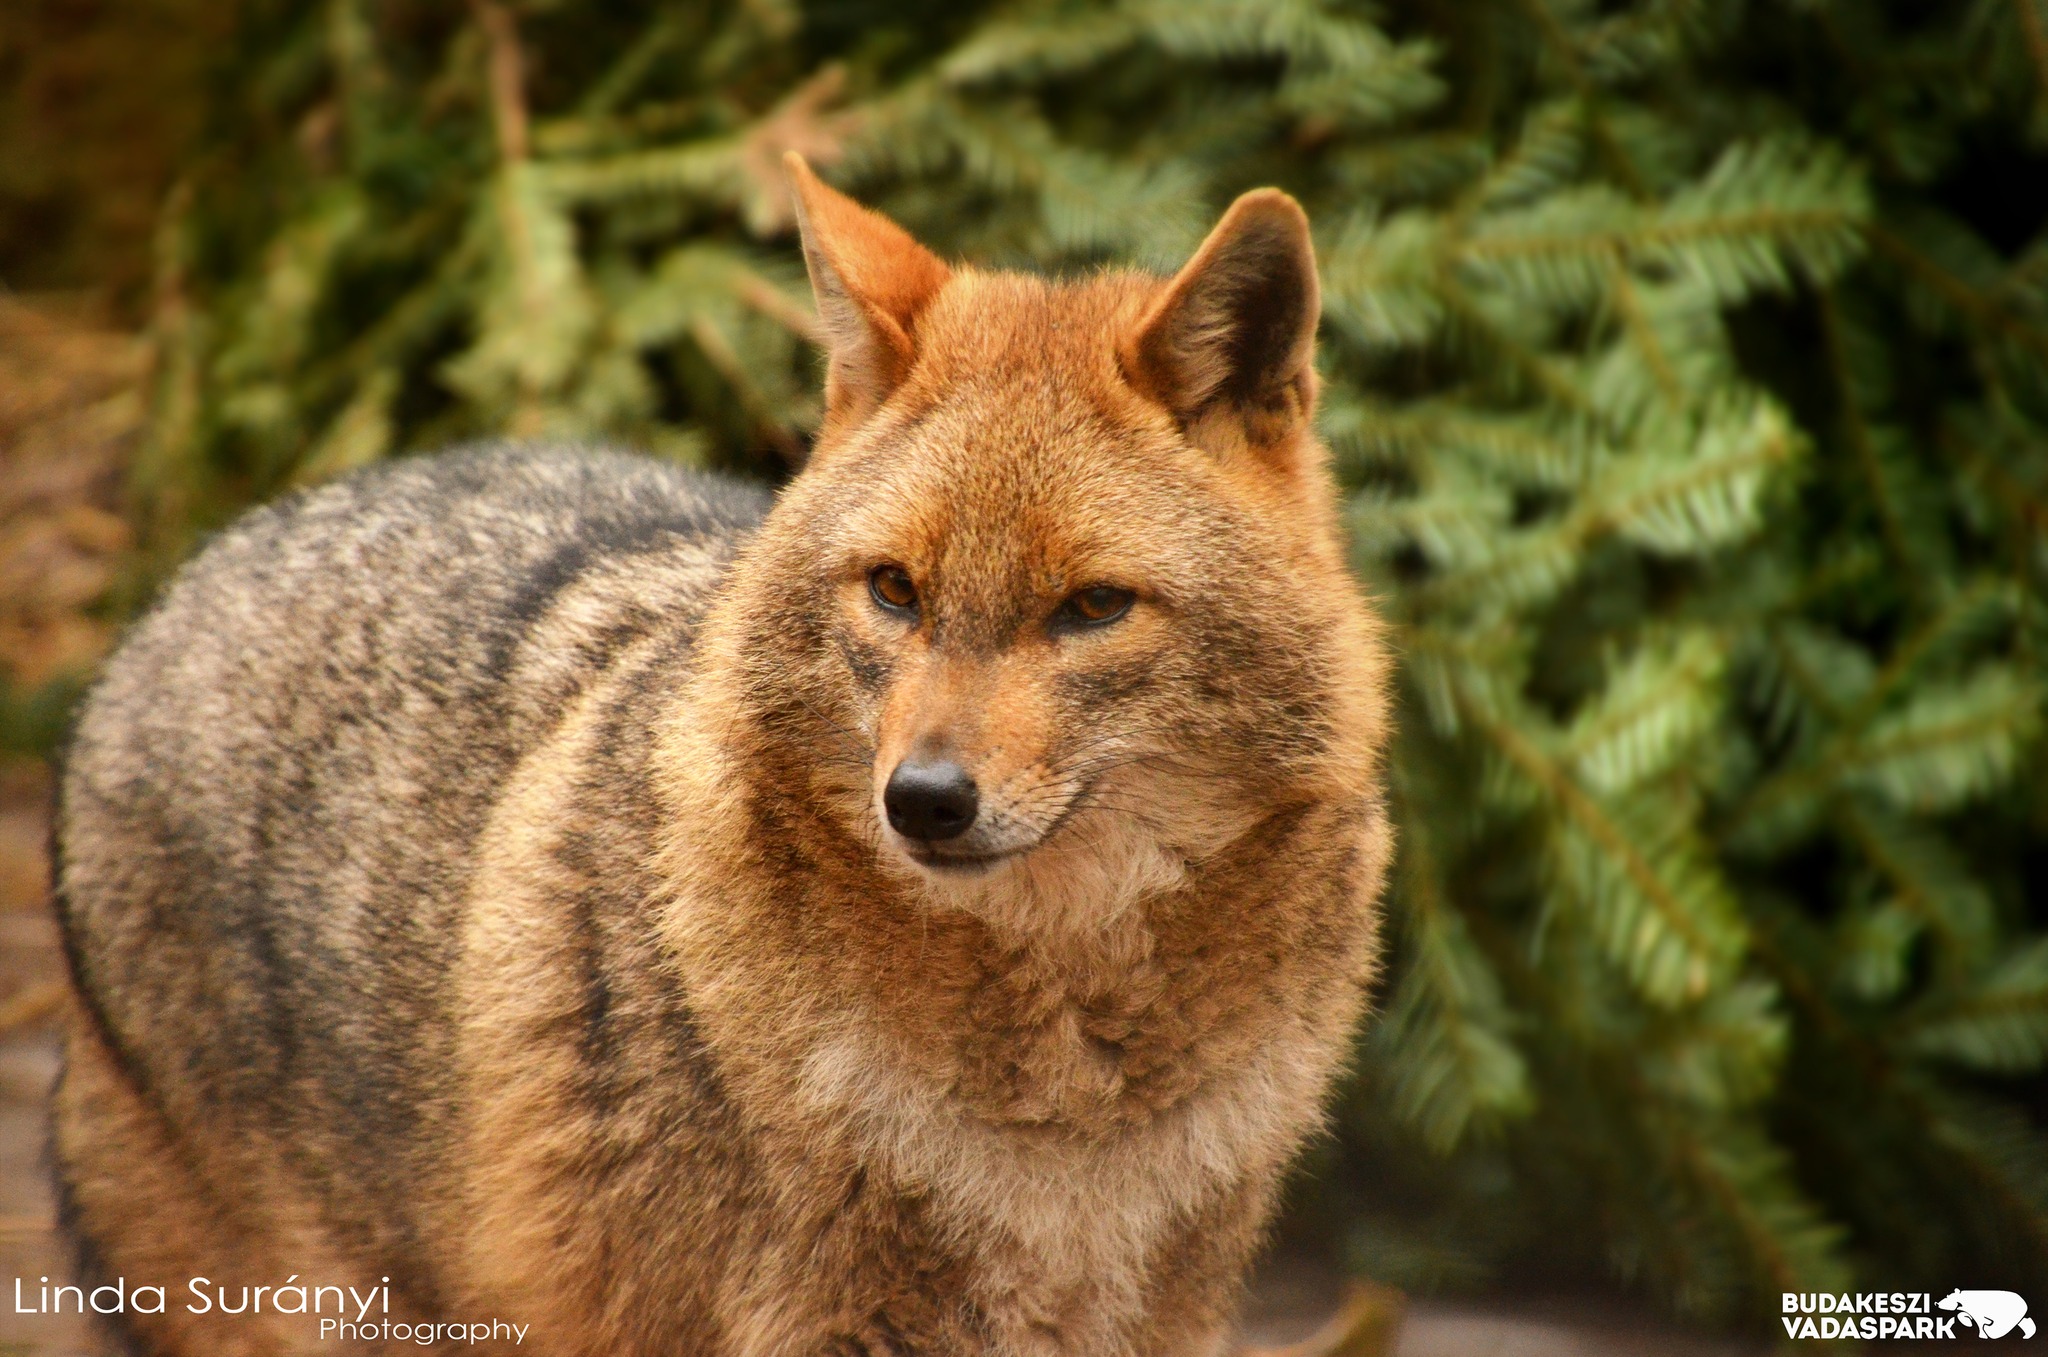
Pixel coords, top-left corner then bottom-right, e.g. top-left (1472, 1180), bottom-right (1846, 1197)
top-left (1940, 1290), bottom-right (2035, 1340)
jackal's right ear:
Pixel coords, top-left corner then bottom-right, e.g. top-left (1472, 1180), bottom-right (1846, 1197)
top-left (786, 153), bottom-right (951, 427)
top-left (1121, 189), bottom-right (1320, 466)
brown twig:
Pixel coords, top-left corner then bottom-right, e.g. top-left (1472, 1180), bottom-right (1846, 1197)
top-left (1239, 1283), bottom-right (1406, 1357)
top-left (469, 0), bottom-right (529, 164)
top-left (468, 0), bottom-right (548, 436)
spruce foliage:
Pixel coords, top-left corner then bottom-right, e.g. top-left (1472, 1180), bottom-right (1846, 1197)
top-left (116, 0), bottom-right (2048, 1327)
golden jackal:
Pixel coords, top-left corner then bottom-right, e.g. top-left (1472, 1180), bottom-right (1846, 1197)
top-left (52, 157), bottom-right (1391, 1356)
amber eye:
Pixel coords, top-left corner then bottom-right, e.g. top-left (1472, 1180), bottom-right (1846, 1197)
top-left (869, 565), bottom-right (919, 614)
top-left (1056, 585), bottom-right (1136, 629)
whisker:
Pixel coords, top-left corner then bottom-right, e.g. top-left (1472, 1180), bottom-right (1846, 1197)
top-left (782, 692), bottom-right (873, 759)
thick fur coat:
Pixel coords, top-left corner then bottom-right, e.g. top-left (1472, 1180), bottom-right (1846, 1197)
top-left (52, 160), bottom-right (1393, 1356)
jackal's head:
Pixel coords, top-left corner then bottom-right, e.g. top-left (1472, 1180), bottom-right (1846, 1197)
top-left (699, 155), bottom-right (1388, 936)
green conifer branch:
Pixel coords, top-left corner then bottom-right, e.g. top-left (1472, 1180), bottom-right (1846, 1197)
top-left (1458, 679), bottom-right (1742, 1003)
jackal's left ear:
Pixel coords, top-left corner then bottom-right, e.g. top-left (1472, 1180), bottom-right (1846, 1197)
top-left (786, 153), bottom-right (952, 427)
top-left (1121, 189), bottom-right (1320, 462)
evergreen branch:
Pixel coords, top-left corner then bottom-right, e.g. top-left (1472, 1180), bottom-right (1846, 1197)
top-left (1841, 666), bottom-right (2043, 810)
top-left (2014, 0), bottom-right (2048, 128)
top-left (1393, 621), bottom-right (1525, 738)
top-left (1755, 913), bottom-right (2048, 1264)
top-left (1458, 680), bottom-right (1743, 1003)
top-left (1455, 100), bottom-right (1586, 220)
top-left (938, 10), bottom-right (1141, 85)
top-left (1329, 133), bottom-right (1489, 203)
top-left (1500, 928), bottom-right (1839, 1307)
top-left (574, 9), bottom-right (689, 118)
top-left (1869, 224), bottom-right (2048, 364)
top-left (1832, 899), bottom-right (1922, 1002)
top-left (1817, 288), bottom-right (1922, 591)
top-left (536, 98), bottom-right (709, 157)
top-left (1432, 276), bottom-right (1595, 413)
top-left (1462, 209), bottom-right (1848, 262)
top-left (1413, 513), bottom-right (1581, 614)
top-left (1851, 577), bottom-right (2017, 723)
top-left (1502, 0), bottom-right (1650, 198)
top-left (540, 138), bottom-right (745, 206)
top-left (1136, 0), bottom-right (1410, 74)
top-left (292, 366), bottom-right (397, 486)
top-left (1913, 1083), bottom-right (2048, 1252)
top-left (442, 168), bottom-right (599, 426)
top-left (1766, 622), bottom-right (1877, 730)
top-left (1948, 419), bottom-right (2048, 541)
top-left (1375, 805), bottom-right (1535, 1152)
top-left (1833, 802), bottom-right (1995, 966)
top-left (1454, 139), bottom-right (1867, 308)
top-left (132, 178), bottom-right (205, 556)
top-left (326, 0), bottom-right (386, 176)
top-left (1654, 1114), bottom-right (1853, 1302)
top-left (1586, 399), bottom-right (1790, 555)
top-left (1335, 402), bottom-right (1597, 489)
top-left (1411, 401), bottom-right (1787, 615)
top-left (1904, 939), bottom-right (2048, 1072)
top-left (1560, 630), bottom-right (1725, 794)
top-left (1319, 211), bottom-right (1450, 348)
top-left (687, 314), bottom-right (804, 466)
top-left (1735, 665), bottom-right (2041, 826)
top-left (1577, 0), bottom-right (1737, 84)
top-left (1607, 261), bottom-right (1682, 407)
top-left (296, 229), bottom-right (483, 416)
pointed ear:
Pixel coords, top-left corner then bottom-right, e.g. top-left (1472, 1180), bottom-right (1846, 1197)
top-left (1120, 189), bottom-right (1320, 458)
top-left (785, 152), bottom-right (951, 426)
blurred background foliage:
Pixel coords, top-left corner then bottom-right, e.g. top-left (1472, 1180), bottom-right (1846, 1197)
top-left (6, 0), bottom-right (2048, 1335)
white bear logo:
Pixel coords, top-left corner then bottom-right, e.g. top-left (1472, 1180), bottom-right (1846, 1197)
top-left (1940, 1289), bottom-right (2035, 1339)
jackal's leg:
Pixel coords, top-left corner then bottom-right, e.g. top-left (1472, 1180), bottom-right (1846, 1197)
top-left (50, 1014), bottom-right (304, 1357)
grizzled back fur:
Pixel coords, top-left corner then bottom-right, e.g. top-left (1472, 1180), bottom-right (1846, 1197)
top-left (55, 449), bottom-right (768, 1291)
top-left (52, 160), bottom-right (1391, 1357)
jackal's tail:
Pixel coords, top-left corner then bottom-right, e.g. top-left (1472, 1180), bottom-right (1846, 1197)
top-left (2021, 1317), bottom-right (2036, 1338)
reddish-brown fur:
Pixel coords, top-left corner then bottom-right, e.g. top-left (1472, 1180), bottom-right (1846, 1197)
top-left (52, 159), bottom-right (1392, 1356)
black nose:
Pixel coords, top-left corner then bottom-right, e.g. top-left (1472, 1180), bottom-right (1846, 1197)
top-left (884, 759), bottom-right (979, 842)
